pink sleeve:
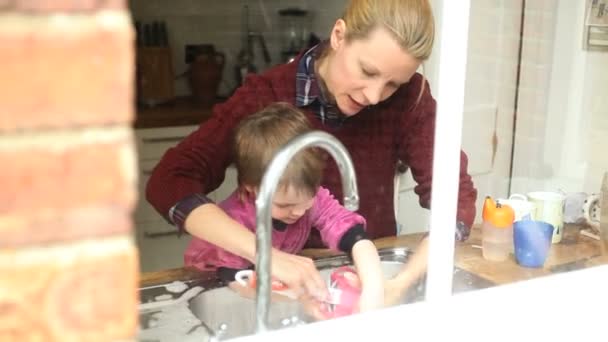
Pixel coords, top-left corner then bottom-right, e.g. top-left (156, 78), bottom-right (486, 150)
top-left (215, 197), bottom-right (256, 269)
top-left (184, 194), bottom-right (254, 271)
top-left (309, 187), bottom-right (367, 251)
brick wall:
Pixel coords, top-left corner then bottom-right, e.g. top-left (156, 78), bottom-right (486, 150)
top-left (0, 1), bottom-right (139, 341)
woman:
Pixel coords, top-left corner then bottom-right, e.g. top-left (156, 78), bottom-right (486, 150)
top-left (146, 0), bottom-right (477, 306)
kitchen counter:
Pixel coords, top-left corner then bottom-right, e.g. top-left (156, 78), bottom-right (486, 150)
top-left (140, 223), bottom-right (608, 288)
top-left (134, 96), bottom-right (217, 129)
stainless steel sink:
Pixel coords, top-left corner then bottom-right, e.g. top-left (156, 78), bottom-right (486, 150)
top-left (137, 247), bottom-right (494, 341)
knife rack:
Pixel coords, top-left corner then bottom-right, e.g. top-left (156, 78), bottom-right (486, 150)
top-left (136, 47), bottom-right (175, 106)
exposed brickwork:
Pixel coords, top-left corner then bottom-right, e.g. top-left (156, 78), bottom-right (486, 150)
top-left (0, 1), bottom-right (11, 10)
top-left (0, 129), bottom-right (137, 217)
top-left (0, 128), bottom-right (137, 247)
top-left (0, 2), bottom-right (138, 341)
top-left (0, 208), bottom-right (133, 248)
top-left (0, 238), bottom-right (138, 341)
top-left (0, 12), bottom-right (134, 131)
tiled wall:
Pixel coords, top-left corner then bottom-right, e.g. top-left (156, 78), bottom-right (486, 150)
top-left (462, 0), bottom-right (523, 188)
top-left (0, 1), bottom-right (139, 340)
top-left (509, 0), bottom-right (558, 193)
top-left (398, 0), bottom-right (584, 230)
top-left (511, 0), bottom-right (608, 194)
top-left (129, 0), bottom-right (346, 97)
top-left (456, 0), bottom-right (523, 220)
top-left (584, 51), bottom-right (608, 190)
top-left (397, 0), bottom-right (524, 232)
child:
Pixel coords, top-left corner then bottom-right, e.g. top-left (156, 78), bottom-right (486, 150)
top-left (184, 102), bottom-right (384, 315)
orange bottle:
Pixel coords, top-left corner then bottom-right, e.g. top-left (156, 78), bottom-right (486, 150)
top-left (481, 196), bottom-right (515, 261)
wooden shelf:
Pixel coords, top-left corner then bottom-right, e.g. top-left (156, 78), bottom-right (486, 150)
top-left (134, 96), bottom-right (217, 129)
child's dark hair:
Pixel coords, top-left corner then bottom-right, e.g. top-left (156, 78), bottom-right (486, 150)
top-left (233, 102), bottom-right (324, 197)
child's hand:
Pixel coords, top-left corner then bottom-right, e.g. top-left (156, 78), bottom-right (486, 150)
top-left (350, 240), bottom-right (385, 312)
top-left (299, 294), bottom-right (331, 321)
top-left (270, 248), bottom-right (328, 300)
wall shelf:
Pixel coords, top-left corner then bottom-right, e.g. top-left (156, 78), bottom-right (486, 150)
top-left (584, 0), bottom-right (608, 51)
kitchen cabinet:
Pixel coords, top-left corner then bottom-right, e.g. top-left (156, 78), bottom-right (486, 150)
top-left (133, 124), bottom-right (238, 272)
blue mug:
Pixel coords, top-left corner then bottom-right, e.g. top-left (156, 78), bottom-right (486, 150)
top-left (513, 220), bottom-right (554, 268)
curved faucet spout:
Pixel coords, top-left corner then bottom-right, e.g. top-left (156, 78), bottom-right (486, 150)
top-left (254, 131), bottom-right (359, 332)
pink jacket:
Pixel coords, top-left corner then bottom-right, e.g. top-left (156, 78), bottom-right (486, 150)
top-left (184, 187), bottom-right (366, 271)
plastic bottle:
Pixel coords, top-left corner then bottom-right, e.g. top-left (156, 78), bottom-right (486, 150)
top-left (481, 196), bottom-right (515, 261)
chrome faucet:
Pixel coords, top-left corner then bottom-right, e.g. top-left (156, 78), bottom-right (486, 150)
top-left (254, 131), bottom-right (360, 332)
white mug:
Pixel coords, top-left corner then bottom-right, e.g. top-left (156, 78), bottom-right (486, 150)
top-left (582, 193), bottom-right (601, 231)
top-left (527, 191), bottom-right (566, 244)
top-left (497, 194), bottom-right (536, 222)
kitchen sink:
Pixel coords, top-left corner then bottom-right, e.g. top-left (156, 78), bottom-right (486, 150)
top-left (137, 247), bottom-right (495, 341)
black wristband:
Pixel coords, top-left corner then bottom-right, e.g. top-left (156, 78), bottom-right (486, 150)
top-left (455, 220), bottom-right (470, 242)
top-left (217, 265), bottom-right (254, 283)
top-left (338, 224), bottom-right (368, 257)
top-left (169, 193), bottom-right (215, 234)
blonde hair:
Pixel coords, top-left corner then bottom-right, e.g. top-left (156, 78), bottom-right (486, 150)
top-left (342, 0), bottom-right (435, 61)
top-left (233, 103), bottom-right (324, 198)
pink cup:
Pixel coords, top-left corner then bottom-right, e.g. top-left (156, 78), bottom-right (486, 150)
top-left (324, 266), bottom-right (361, 318)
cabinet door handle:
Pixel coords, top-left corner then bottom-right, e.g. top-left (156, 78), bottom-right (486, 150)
top-left (142, 136), bottom-right (184, 144)
top-left (144, 230), bottom-right (179, 238)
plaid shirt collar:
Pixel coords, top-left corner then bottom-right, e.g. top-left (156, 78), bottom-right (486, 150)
top-left (295, 43), bottom-right (345, 126)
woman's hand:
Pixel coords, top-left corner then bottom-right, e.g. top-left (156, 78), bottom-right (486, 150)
top-left (384, 277), bottom-right (408, 307)
top-left (270, 248), bottom-right (328, 300)
top-left (358, 284), bottom-right (384, 312)
top-left (384, 236), bottom-right (429, 307)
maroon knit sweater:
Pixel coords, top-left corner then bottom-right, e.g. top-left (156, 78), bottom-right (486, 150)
top-left (145, 57), bottom-right (477, 243)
